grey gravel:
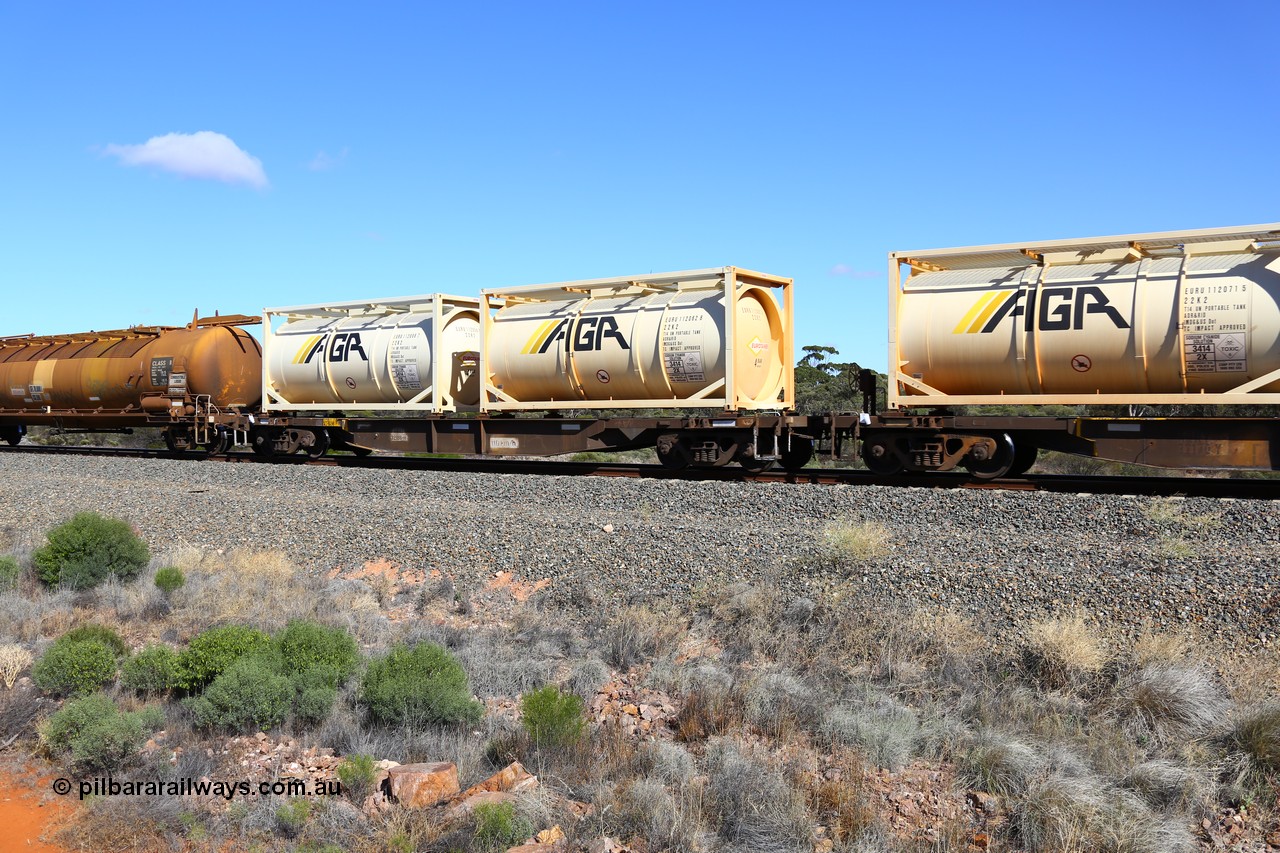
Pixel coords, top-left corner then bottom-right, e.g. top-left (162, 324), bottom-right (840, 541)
top-left (0, 454), bottom-right (1277, 651)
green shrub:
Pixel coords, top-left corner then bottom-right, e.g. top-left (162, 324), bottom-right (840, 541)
top-left (336, 753), bottom-right (378, 802)
top-left (185, 655), bottom-right (292, 731)
top-left (40, 693), bottom-right (162, 772)
top-left (122, 645), bottom-right (178, 696)
top-left (62, 624), bottom-right (128, 658)
top-left (153, 566), bottom-right (185, 597)
top-left (32, 638), bottom-right (117, 696)
top-left (0, 555), bottom-right (20, 590)
top-left (275, 620), bottom-right (359, 680)
top-left (473, 800), bottom-right (532, 851)
top-left (292, 667), bottom-right (339, 726)
top-left (32, 512), bottom-right (150, 589)
top-left (176, 625), bottom-right (271, 691)
top-left (521, 684), bottom-right (586, 749)
top-left (274, 798), bottom-right (312, 838)
top-left (359, 643), bottom-right (483, 727)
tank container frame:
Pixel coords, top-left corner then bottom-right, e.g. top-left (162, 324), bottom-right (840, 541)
top-left (261, 294), bottom-right (481, 415)
top-left (479, 266), bottom-right (795, 412)
top-left (889, 223), bottom-right (1280, 409)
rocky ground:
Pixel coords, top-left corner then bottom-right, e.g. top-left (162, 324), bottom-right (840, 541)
top-left (0, 452), bottom-right (1276, 653)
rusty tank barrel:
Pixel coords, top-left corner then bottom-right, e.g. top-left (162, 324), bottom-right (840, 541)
top-left (0, 317), bottom-right (262, 424)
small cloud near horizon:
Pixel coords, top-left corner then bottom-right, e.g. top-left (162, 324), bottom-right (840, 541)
top-left (103, 131), bottom-right (268, 189)
top-left (308, 148), bottom-right (349, 171)
top-left (828, 263), bottom-right (881, 279)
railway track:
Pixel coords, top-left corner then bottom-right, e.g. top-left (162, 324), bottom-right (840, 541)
top-left (3, 443), bottom-right (1279, 499)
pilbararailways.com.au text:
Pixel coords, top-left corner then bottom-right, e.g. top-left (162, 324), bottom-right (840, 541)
top-left (52, 776), bottom-right (343, 801)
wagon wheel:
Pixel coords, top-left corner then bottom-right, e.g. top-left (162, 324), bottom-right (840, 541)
top-left (163, 429), bottom-right (190, 454)
top-left (203, 431), bottom-right (229, 456)
top-left (779, 437), bottom-right (813, 471)
top-left (250, 428), bottom-right (277, 457)
top-left (964, 433), bottom-right (1016, 480)
top-left (736, 452), bottom-right (775, 473)
top-left (656, 434), bottom-right (691, 471)
top-left (861, 436), bottom-right (903, 475)
top-left (1007, 443), bottom-right (1039, 477)
top-left (304, 429), bottom-right (331, 459)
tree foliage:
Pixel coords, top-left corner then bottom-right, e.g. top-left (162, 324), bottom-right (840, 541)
top-left (795, 345), bottom-right (885, 414)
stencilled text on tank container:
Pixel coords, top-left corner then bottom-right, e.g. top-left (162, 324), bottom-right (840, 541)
top-left (388, 330), bottom-right (423, 391)
top-left (662, 314), bottom-right (706, 383)
top-left (1182, 282), bottom-right (1249, 374)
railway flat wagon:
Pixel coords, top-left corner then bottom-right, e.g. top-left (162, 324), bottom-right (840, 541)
top-left (246, 268), bottom-right (816, 470)
top-left (854, 223), bottom-right (1280, 477)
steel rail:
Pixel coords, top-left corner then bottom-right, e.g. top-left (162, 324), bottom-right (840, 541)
top-left (1, 444), bottom-right (1278, 499)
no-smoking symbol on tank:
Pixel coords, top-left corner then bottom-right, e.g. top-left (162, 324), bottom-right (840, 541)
top-left (1071, 354), bottom-right (1092, 373)
top-left (596, 370), bottom-right (610, 384)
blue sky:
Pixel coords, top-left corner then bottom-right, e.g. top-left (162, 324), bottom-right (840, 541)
top-left (2, 2), bottom-right (1277, 371)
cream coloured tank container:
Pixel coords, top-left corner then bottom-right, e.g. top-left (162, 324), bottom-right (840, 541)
top-left (891, 231), bottom-right (1280, 404)
top-left (481, 267), bottom-right (793, 410)
top-left (263, 295), bottom-right (480, 411)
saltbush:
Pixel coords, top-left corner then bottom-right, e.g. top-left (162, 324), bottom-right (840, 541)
top-left (121, 645), bottom-right (178, 696)
top-left (521, 684), bottom-right (586, 748)
top-left (275, 620), bottom-right (359, 680)
top-left (274, 798), bottom-right (312, 838)
top-left (291, 666), bottom-right (339, 725)
top-left (153, 566), bottom-right (185, 597)
top-left (62, 624), bottom-right (128, 659)
top-left (185, 655), bottom-right (293, 731)
top-left (32, 637), bottom-right (117, 696)
top-left (336, 753), bottom-right (378, 801)
top-left (474, 800), bottom-right (532, 851)
top-left (40, 693), bottom-right (162, 772)
top-left (0, 554), bottom-right (20, 590)
top-left (175, 625), bottom-right (271, 691)
top-left (360, 643), bottom-right (482, 727)
top-left (33, 512), bottom-right (150, 589)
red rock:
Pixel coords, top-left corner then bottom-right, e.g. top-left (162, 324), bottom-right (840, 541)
top-left (458, 761), bottom-right (538, 799)
top-left (972, 832), bottom-right (990, 849)
top-left (388, 762), bottom-right (459, 808)
top-left (444, 790), bottom-right (513, 822)
top-left (967, 790), bottom-right (998, 814)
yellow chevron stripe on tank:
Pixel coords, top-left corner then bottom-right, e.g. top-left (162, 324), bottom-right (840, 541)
top-left (952, 292), bottom-right (999, 335)
top-left (966, 291), bottom-right (1013, 334)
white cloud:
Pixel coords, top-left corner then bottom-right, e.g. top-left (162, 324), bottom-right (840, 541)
top-left (308, 147), bottom-right (348, 171)
top-left (103, 131), bottom-right (268, 189)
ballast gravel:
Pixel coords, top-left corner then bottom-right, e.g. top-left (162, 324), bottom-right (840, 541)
top-left (1, 453), bottom-right (1277, 650)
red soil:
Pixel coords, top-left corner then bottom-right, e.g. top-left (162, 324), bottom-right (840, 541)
top-left (0, 762), bottom-right (72, 853)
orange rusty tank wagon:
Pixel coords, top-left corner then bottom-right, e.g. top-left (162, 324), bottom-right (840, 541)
top-left (0, 315), bottom-right (261, 449)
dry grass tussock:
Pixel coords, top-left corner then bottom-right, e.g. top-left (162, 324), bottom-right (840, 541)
top-left (1132, 626), bottom-right (1192, 667)
top-left (169, 548), bottom-right (324, 633)
top-left (0, 587), bottom-right (77, 643)
top-left (1225, 647), bottom-right (1280, 704)
top-left (821, 518), bottom-right (890, 564)
top-left (1023, 612), bottom-right (1108, 690)
top-left (0, 642), bottom-right (33, 689)
top-left (1111, 661), bottom-right (1230, 746)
